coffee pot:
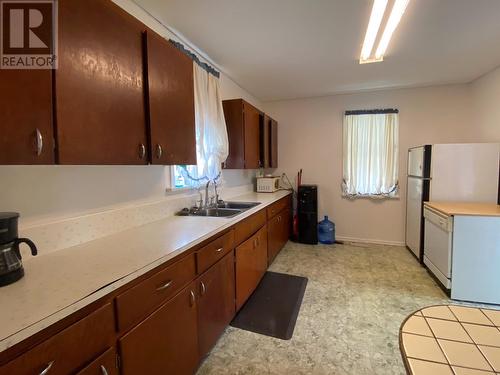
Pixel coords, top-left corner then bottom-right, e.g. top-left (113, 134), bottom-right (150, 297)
top-left (0, 213), bottom-right (37, 287)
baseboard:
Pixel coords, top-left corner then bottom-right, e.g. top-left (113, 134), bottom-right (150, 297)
top-left (335, 235), bottom-right (405, 247)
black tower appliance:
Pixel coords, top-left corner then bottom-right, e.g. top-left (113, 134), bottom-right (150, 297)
top-left (297, 185), bottom-right (318, 244)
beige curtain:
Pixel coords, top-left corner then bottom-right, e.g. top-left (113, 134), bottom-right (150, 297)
top-left (192, 63), bottom-right (229, 181)
top-left (342, 113), bottom-right (399, 198)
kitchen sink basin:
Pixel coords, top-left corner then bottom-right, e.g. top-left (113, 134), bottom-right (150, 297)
top-left (185, 208), bottom-right (243, 218)
top-left (217, 201), bottom-right (261, 209)
top-left (177, 201), bottom-right (260, 218)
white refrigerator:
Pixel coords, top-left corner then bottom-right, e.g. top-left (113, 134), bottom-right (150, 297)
top-left (405, 143), bottom-right (500, 262)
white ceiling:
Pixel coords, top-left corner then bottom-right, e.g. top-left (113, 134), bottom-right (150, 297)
top-left (134, 0), bottom-right (500, 101)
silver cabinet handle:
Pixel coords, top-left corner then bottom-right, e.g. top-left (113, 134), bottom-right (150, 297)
top-left (189, 290), bottom-right (196, 307)
top-left (155, 144), bottom-right (163, 159)
top-left (40, 361), bottom-right (54, 375)
top-left (35, 128), bottom-right (43, 156)
top-left (100, 365), bottom-right (109, 375)
top-left (215, 247), bottom-right (224, 253)
top-left (138, 143), bottom-right (146, 159)
top-left (200, 281), bottom-right (206, 296)
top-left (156, 280), bottom-right (173, 292)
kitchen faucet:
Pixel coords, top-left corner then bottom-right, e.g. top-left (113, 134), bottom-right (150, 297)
top-left (204, 178), bottom-right (221, 209)
top-left (204, 180), bottom-right (211, 208)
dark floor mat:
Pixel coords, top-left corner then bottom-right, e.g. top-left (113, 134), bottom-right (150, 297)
top-left (230, 271), bottom-right (308, 340)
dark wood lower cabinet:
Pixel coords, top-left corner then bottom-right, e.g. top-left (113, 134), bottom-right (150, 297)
top-left (267, 208), bottom-right (291, 265)
top-left (235, 226), bottom-right (268, 311)
top-left (119, 282), bottom-right (199, 375)
top-left (0, 198), bottom-right (292, 375)
top-left (76, 347), bottom-right (118, 375)
top-left (197, 251), bottom-right (235, 358)
top-left (0, 304), bottom-right (115, 375)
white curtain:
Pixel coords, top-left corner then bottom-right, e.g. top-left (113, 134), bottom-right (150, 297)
top-left (342, 113), bottom-right (399, 198)
top-left (192, 63), bottom-right (229, 182)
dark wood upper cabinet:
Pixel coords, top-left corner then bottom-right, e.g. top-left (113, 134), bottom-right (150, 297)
top-left (197, 251), bottom-right (235, 359)
top-left (223, 99), bottom-right (262, 169)
top-left (144, 30), bottom-right (196, 165)
top-left (119, 282), bottom-right (199, 375)
top-left (0, 70), bottom-right (54, 164)
top-left (259, 115), bottom-right (278, 169)
top-left (269, 117), bottom-right (278, 168)
top-left (55, 0), bottom-right (148, 164)
top-left (260, 114), bottom-right (270, 168)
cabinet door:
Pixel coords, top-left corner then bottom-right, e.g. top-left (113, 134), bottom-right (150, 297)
top-left (268, 210), bottom-right (284, 265)
top-left (267, 208), bottom-right (290, 265)
top-left (269, 118), bottom-right (278, 168)
top-left (145, 30), bottom-right (196, 165)
top-left (235, 226), bottom-right (268, 310)
top-left (0, 70), bottom-right (54, 164)
top-left (119, 282), bottom-right (199, 375)
top-left (197, 251), bottom-right (235, 358)
top-left (243, 102), bottom-right (261, 169)
top-left (56, 0), bottom-right (147, 164)
top-left (260, 114), bottom-right (270, 168)
top-left (222, 99), bottom-right (245, 169)
top-left (75, 347), bottom-right (118, 375)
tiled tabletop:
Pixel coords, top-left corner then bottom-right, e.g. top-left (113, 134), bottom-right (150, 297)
top-left (400, 305), bottom-right (500, 375)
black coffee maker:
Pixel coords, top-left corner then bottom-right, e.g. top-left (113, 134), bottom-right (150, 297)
top-left (0, 213), bottom-right (37, 287)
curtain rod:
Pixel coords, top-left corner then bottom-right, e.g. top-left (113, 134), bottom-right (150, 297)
top-left (345, 109), bottom-right (399, 115)
top-left (169, 40), bottom-right (220, 78)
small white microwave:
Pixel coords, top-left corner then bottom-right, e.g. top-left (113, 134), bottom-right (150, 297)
top-left (256, 176), bottom-right (281, 193)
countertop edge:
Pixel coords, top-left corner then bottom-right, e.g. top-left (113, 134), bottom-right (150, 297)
top-left (424, 202), bottom-right (500, 217)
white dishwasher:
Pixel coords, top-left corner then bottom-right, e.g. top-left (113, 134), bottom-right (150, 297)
top-left (423, 207), bottom-right (453, 289)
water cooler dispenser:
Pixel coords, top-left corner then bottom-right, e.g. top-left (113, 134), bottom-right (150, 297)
top-left (297, 185), bottom-right (318, 244)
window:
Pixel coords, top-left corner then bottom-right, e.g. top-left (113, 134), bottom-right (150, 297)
top-left (342, 109), bottom-right (399, 198)
top-left (172, 165), bottom-right (199, 189)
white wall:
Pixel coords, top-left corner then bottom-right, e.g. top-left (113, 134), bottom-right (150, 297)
top-left (0, 0), bottom-right (260, 224)
top-left (265, 83), bottom-right (500, 245)
top-left (471, 66), bottom-right (500, 140)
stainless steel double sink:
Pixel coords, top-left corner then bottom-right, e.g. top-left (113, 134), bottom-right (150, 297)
top-left (177, 201), bottom-right (261, 218)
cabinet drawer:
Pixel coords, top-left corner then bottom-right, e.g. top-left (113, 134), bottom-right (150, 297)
top-left (76, 347), bottom-right (118, 375)
top-left (235, 225), bottom-right (268, 310)
top-left (0, 304), bottom-right (115, 375)
top-left (197, 230), bottom-right (235, 274)
top-left (116, 253), bottom-right (196, 332)
top-left (234, 209), bottom-right (266, 246)
top-left (267, 196), bottom-right (291, 220)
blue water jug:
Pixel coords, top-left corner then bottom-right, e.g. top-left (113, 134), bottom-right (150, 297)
top-left (318, 216), bottom-right (335, 244)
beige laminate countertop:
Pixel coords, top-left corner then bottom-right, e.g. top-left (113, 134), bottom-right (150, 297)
top-left (0, 190), bottom-right (291, 352)
top-left (424, 202), bottom-right (500, 217)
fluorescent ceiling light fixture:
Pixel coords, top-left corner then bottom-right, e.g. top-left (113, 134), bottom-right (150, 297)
top-left (375, 0), bottom-right (410, 60)
top-left (360, 0), bottom-right (388, 63)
